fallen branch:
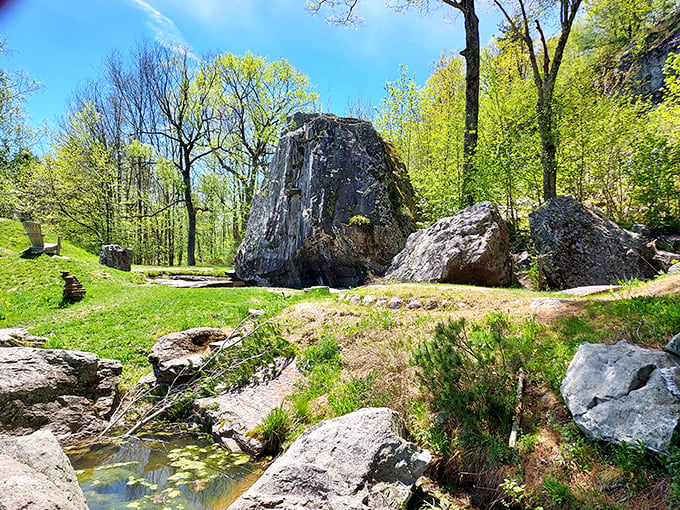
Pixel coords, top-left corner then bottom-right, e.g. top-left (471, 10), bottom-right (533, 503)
top-left (117, 317), bottom-right (290, 438)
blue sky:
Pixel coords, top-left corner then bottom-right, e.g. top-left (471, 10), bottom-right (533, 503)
top-left (0, 0), bottom-right (503, 151)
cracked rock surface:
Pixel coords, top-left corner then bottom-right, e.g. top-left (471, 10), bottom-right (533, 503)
top-left (561, 341), bottom-right (680, 454)
top-left (227, 407), bottom-right (431, 510)
top-left (235, 113), bottom-right (417, 289)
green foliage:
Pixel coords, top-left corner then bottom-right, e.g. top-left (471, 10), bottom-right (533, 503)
top-left (543, 475), bottom-right (576, 506)
top-left (288, 337), bottom-right (342, 421)
top-left (627, 133), bottom-right (680, 231)
top-left (254, 405), bottom-right (296, 456)
top-left (410, 315), bottom-right (521, 436)
top-left (663, 447), bottom-right (680, 505)
top-left (327, 372), bottom-right (378, 416)
top-left (348, 215), bottom-right (372, 231)
top-left (298, 334), bottom-right (341, 373)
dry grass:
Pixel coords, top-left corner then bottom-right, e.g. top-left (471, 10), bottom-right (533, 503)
top-left (274, 276), bottom-right (680, 509)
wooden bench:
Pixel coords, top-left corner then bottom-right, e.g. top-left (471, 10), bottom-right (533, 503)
top-left (22, 221), bottom-right (62, 256)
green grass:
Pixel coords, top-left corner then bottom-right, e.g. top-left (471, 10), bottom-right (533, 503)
top-left (0, 218), bottom-right (295, 384)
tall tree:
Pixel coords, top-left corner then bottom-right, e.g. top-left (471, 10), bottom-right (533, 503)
top-left (0, 39), bottom-right (40, 218)
top-left (206, 52), bottom-right (318, 239)
top-left (493, 0), bottom-right (583, 200)
top-left (308, 0), bottom-right (480, 207)
top-left (138, 44), bottom-right (221, 266)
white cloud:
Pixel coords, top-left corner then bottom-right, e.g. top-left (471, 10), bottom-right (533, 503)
top-left (164, 0), bottom-right (258, 26)
top-left (127, 0), bottom-right (196, 54)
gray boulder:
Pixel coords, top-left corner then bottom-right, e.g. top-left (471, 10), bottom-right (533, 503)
top-left (530, 195), bottom-right (656, 289)
top-left (561, 341), bottom-right (680, 454)
top-left (386, 201), bottom-right (513, 286)
top-left (228, 407), bottom-right (431, 510)
top-left (669, 262), bottom-right (680, 274)
top-left (99, 244), bottom-right (134, 271)
top-left (0, 430), bottom-right (88, 510)
top-left (0, 347), bottom-right (121, 445)
top-left (0, 327), bottom-right (47, 348)
top-left (148, 327), bottom-right (229, 385)
top-left (196, 361), bottom-right (302, 455)
top-left (235, 113), bottom-right (417, 289)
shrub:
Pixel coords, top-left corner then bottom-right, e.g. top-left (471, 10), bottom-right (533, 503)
top-left (349, 215), bottom-right (373, 231)
top-left (410, 315), bottom-right (527, 437)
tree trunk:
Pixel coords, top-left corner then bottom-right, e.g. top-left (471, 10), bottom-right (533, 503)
top-left (537, 107), bottom-right (557, 200)
top-left (460, 0), bottom-right (480, 208)
top-left (182, 149), bottom-right (196, 266)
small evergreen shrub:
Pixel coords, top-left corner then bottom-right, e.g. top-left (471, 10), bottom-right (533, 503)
top-left (349, 215), bottom-right (373, 231)
top-left (410, 315), bottom-right (527, 437)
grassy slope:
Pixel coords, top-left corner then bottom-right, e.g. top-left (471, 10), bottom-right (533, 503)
top-left (0, 218), bottom-right (292, 384)
top-left (276, 278), bottom-right (680, 509)
top-left (4, 216), bottom-right (680, 508)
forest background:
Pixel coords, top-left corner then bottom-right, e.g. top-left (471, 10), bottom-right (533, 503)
top-left (1, 0), bottom-right (679, 266)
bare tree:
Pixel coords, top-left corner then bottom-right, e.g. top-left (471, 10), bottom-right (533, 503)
top-left (493, 0), bottom-right (583, 200)
top-left (137, 44), bottom-right (222, 266)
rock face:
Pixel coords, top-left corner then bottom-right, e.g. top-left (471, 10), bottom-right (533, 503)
top-left (235, 113), bottom-right (417, 289)
top-left (0, 327), bottom-right (47, 348)
top-left (606, 15), bottom-right (680, 103)
top-left (561, 341), bottom-right (680, 454)
top-left (99, 244), bottom-right (134, 271)
top-left (0, 430), bottom-right (88, 510)
top-left (530, 195), bottom-right (656, 289)
top-left (228, 407), bottom-right (431, 510)
top-left (0, 347), bottom-right (122, 445)
top-left (196, 361), bottom-right (302, 455)
top-left (148, 327), bottom-right (229, 385)
top-left (386, 201), bottom-right (513, 286)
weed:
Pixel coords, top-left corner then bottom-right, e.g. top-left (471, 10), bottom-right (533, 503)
top-left (664, 447), bottom-right (680, 505)
top-left (543, 475), bottom-right (575, 506)
top-left (254, 405), bottom-right (295, 456)
top-left (327, 372), bottom-right (378, 416)
top-left (348, 215), bottom-right (372, 231)
top-left (499, 477), bottom-right (527, 508)
top-left (298, 334), bottom-right (340, 373)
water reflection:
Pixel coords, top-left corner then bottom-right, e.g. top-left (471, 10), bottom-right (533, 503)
top-left (69, 434), bottom-right (261, 510)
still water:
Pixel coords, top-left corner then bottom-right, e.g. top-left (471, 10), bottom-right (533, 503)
top-left (68, 434), bottom-right (262, 510)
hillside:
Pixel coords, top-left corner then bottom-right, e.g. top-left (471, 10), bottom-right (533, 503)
top-left (2, 217), bottom-right (680, 508)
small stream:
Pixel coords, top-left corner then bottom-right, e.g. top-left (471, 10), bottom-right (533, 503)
top-left (68, 434), bottom-right (262, 510)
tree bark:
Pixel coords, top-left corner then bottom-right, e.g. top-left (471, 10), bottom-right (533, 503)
top-left (182, 148), bottom-right (196, 266)
top-left (460, 0), bottom-right (480, 207)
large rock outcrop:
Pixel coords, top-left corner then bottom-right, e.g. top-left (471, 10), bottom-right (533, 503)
top-left (0, 430), bottom-right (89, 510)
top-left (561, 341), bottom-right (680, 455)
top-left (386, 201), bottom-right (513, 286)
top-left (99, 244), bottom-right (133, 271)
top-left (605, 15), bottom-right (680, 103)
top-left (227, 407), bottom-right (431, 510)
top-left (530, 195), bottom-right (656, 289)
top-left (0, 347), bottom-right (121, 445)
top-left (235, 113), bottom-right (417, 289)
